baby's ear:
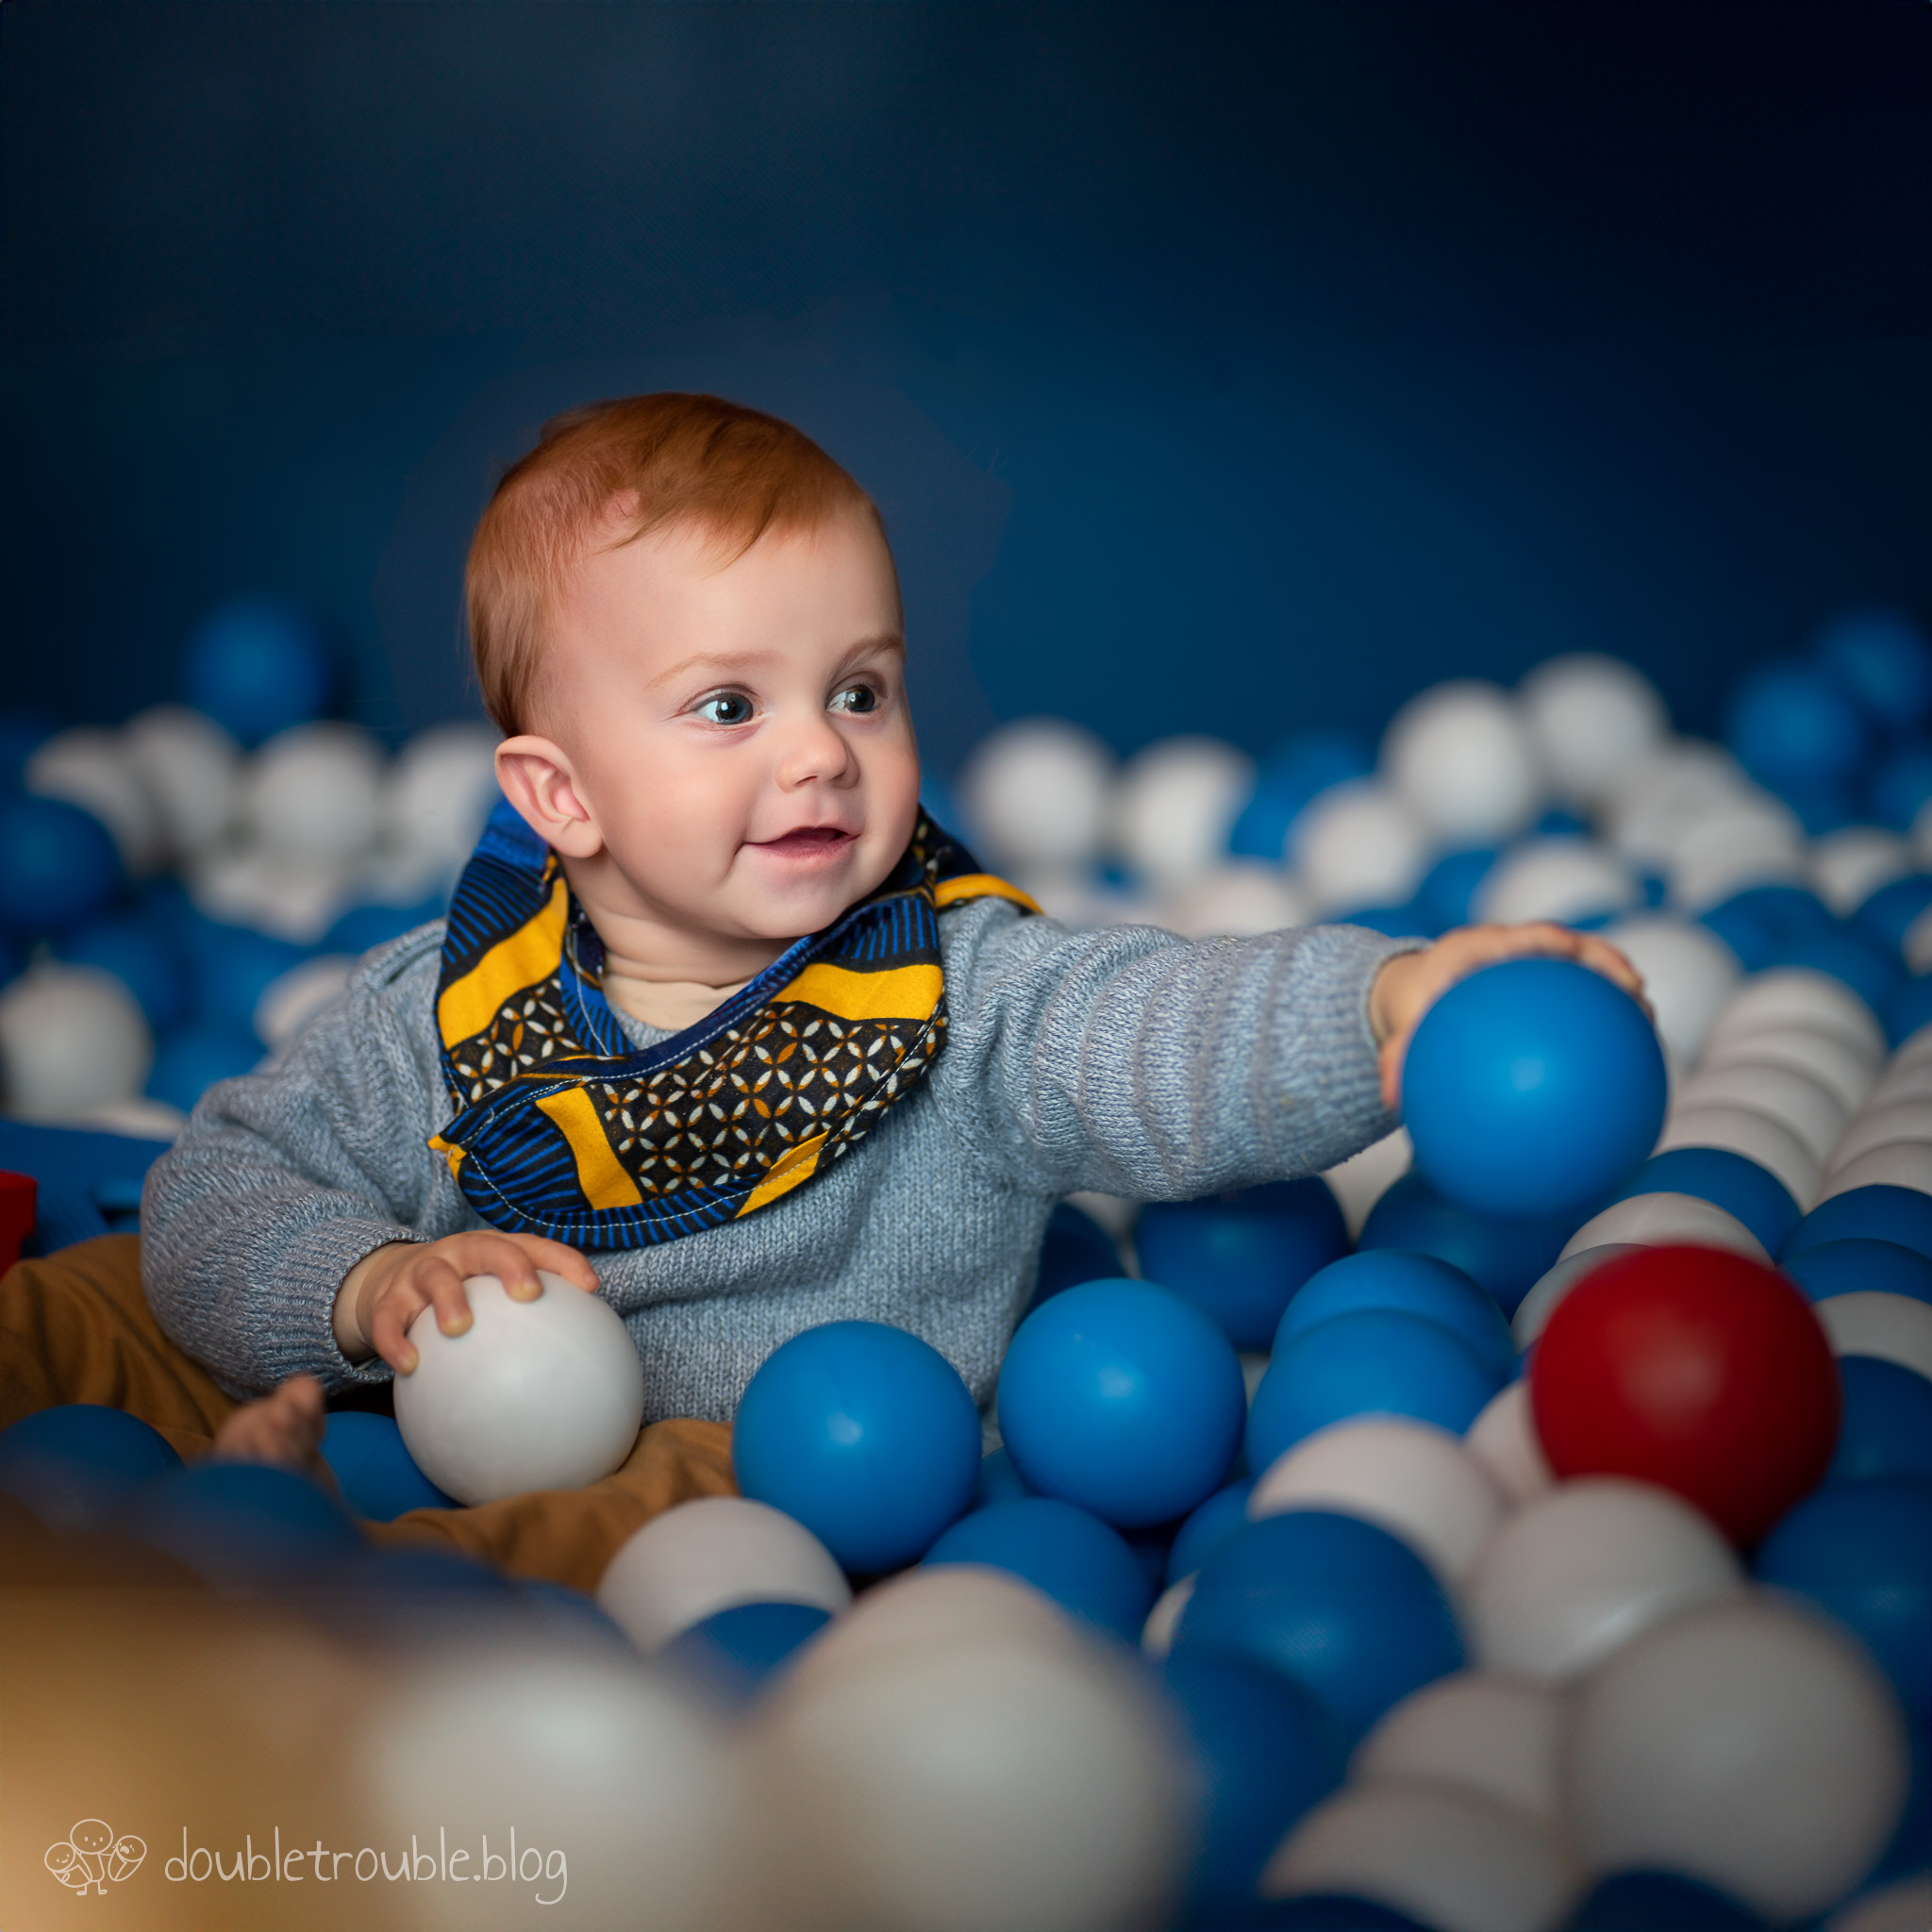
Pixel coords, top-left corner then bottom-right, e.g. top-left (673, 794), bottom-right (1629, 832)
top-left (495, 737), bottom-right (604, 858)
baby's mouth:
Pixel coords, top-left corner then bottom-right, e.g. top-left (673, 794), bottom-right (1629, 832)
top-left (756, 825), bottom-right (857, 859)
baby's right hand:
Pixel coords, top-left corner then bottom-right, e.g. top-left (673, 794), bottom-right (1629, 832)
top-left (332, 1231), bottom-right (601, 1375)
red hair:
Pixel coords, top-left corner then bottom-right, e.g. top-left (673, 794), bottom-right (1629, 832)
top-left (466, 392), bottom-right (887, 733)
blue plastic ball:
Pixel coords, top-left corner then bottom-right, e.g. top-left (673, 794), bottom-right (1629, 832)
top-left (184, 597), bottom-right (333, 745)
top-left (1357, 1169), bottom-right (1573, 1317)
top-left (1610, 1148), bottom-right (1799, 1257)
top-left (1563, 1871), bottom-right (1772, 1930)
top-left (182, 919), bottom-right (308, 1037)
top-left (1884, 974), bottom-right (1932, 1050)
top-left (123, 1459), bottom-right (363, 1588)
top-left (997, 1279), bottom-right (1245, 1529)
top-left (974, 1445), bottom-right (1035, 1510)
top-left (1780, 1237), bottom-right (1932, 1307)
top-left (1411, 847), bottom-right (1500, 935)
top-left (57, 914), bottom-right (190, 1033)
top-left (1816, 607), bottom-right (1932, 735)
top-left (318, 1410), bottom-right (455, 1521)
top-left (924, 1496), bottom-right (1153, 1641)
top-left (732, 1320), bottom-right (981, 1574)
top-left (0, 708), bottom-right (57, 789)
top-left (323, 895), bottom-right (447, 958)
top-left (1402, 958), bottom-right (1667, 1222)
top-left (518, 1577), bottom-right (634, 1649)
top-left (1175, 1510), bottom-right (1464, 1742)
top-left (1830, 1357), bottom-right (1932, 1485)
top-left (1137, 1178), bottom-right (1349, 1350)
top-left (661, 1601), bottom-right (832, 1705)
top-left (1167, 1479), bottom-right (1255, 1586)
top-left (0, 1404), bottom-right (182, 1532)
top-left (1274, 1250), bottom-right (1517, 1381)
top-left (1858, 871), bottom-right (1932, 951)
top-left (1725, 660), bottom-right (1871, 792)
top-left (1753, 1475), bottom-right (1932, 1726)
top-left (1246, 1308), bottom-right (1505, 1477)
top-left (1158, 1648), bottom-right (1345, 1910)
top-left (1783, 1185), bottom-right (1932, 1263)
top-left (1869, 745), bottom-right (1932, 832)
top-left (0, 793), bottom-right (121, 935)
top-left (146, 1020), bottom-right (262, 1114)
top-left (1026, 1199), bottom-right (1122, 1313)
top-left (1760, 924), bottom-right (1903, 1012)
top-left (1227, 731), bottom-right (1373, 862)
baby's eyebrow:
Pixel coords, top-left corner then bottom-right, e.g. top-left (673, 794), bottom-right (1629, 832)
top-left (649, 633), bottom-right (905, 691)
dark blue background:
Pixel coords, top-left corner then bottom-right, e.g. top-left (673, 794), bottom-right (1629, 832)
top-left (4, 1), bottom-right (1929, 777)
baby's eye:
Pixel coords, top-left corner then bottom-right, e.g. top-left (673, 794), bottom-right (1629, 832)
top-left (693, 691), bottom-right (755, 726)
top-left (830, 683), bottom-right (880, 715)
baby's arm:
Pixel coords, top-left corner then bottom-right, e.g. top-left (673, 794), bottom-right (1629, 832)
top-left (141, 930), bottom-right (587, 1396)
top-left (936, 904), bottom-right (1641, 1201)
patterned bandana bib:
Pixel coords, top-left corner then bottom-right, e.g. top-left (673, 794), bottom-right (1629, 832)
top-left (427, 801), bottom-right (1036, 1249)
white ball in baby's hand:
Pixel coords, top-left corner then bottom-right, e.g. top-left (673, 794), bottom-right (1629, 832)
top-left (1383, 680), bottom-right (1542, 845)
top-left (0, 964), bottom-right (153, 1121)
top-left (958, 719), bottom-right (1115, 872)
top-left (393, 1272), bottom-right (645, 1506)
top-left (1111, 736), bottom-right (1256, 889)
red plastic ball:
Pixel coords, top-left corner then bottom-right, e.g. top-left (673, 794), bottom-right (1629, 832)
top-left (1529, 1244), bottom-right (1840, 1545)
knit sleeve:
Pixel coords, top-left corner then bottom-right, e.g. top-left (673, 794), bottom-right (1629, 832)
top-left (139, 924), bottom-right (457, 1398)
top-left (926, 898), bottom-right (1418, 1202)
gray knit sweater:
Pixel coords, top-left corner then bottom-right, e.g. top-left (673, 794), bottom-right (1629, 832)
top-left (141, 899), bottom-right (1408, 1418)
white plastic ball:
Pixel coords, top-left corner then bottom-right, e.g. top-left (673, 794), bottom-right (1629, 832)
top-left (1463, 1379), bottom-right (1555, 1506)
top-left (1292, 780), bottom-right (1431, 914)
top-left (1558, 1192), bottom-right (1769, 1265)
top-left (1603, 741), bottom-right (1751, 870)
top-left (1352, 1673), bottom-right (1566, 1824)
top-left (1591, 915), bottom-right (1740, 1067)
top-left (753, 1599), bottom-right (1188, 1932)
top-left (0, 964), bottom-right (153, 1121)
top-left (383, 720), bottom-right (501, 865)
top-left (1511, 1245), bottom-right (1643, 1350)
top-left (1382, 680), bottom-right (1542, 845)
top-left (1822, 1141), bottom-right (1932, 1201)
top-left (1700, 1026), bottom-right (1875, 1116)
top-left (1706, 969), bottom-right (1886, 1068)
top-left (1141, 1577), bottom-right (1194, 1661)
top-left (1658, 1103), bottom-right (1823, 1208)
top-left (1159, 862), bottom-right (1307, 937)
top-left (392, 1273), bottom-right (645, 1505)
top-left (1260, 1776), bottom-right (1580, 1932)
top-left (1811, 1291), bottom-right (1932, 1382)
top-left (1866, 1056), bottom-right (1932, 1111)
top-left (25, 726), bottom-right (161, 874)
top-left (362, 1644), bottom-right (743, 1932)
top-left (1665, 799), bottom-right (1807, 911)
top-left (1319, 1127), bottom-right (1412, 1241)
top-left (1467, 1478), bottom-right (1745, 1683)
top-left (255, 955), bottom-right (353, 1054)
top-left (958, 719), bottom-right (1115, 873)
top-left (1675, 1059), bottom-right (1847, 1166)
top-left (595, 1497), bottom-right (851, 1652)
top-left (122, 704), bottom-right (241, 858)
top-left (1112, 736), bottom-right (1256, 889)
top-left (1810, 826), bottom-right (1914, 917)
top-left (1472, 839), bottom-right (1637, 926)
top-left (189, 842), bottom-right (352, 948)
top-left (1891, 1018), bottom-right (1932, 1069)
top-left (1518, 654), bottom-right (1669, 807)
top-left (1829, 1100), bottom-right (1932, 1173)
top-left (1248, 1417), bottom-right (1506, 1588)
top-left (1562, 1597), bottom-right (1909, 1921)
top-left (240, 721), bottom-right (384, 864)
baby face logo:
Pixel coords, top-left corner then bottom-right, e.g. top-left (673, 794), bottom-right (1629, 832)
top-left (45, 1821), bottom-right (145, 1896)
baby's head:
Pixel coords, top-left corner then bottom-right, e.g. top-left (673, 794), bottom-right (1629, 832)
top-left (470, 393), bottom-right (920, 982)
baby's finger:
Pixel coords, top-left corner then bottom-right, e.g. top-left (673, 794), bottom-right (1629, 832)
top-left (414, 1256), bottom-right (476, 1337)
top-left (451, 1231), bottom-right (546, 1302)
top-left (371, 1291), bottom-right (428, 1375)
top-left (508, 1232), bottom-right (602, 1294)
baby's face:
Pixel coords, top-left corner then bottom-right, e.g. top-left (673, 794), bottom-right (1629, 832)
top-left (532, 506), bottom-right (920, 957)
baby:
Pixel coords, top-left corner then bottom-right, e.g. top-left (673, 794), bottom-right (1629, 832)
top-left (140, 393), bottom-right (1635, 1492)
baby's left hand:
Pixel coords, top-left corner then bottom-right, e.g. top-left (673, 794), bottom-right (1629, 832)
top-left (1368, 922), bottom-right (1650, 1113)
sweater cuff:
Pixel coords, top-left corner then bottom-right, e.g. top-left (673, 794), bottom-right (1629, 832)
top-left (273, 1217), bottom-right (423, 1390)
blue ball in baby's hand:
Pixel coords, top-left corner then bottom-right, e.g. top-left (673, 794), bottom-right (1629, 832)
top-left (732, 1320), bottom-right (981, 1575)
top-left (997, 1279), bottom-right (1246, 1530)
top-left (1402, 958), bottom-right (1667, 1222)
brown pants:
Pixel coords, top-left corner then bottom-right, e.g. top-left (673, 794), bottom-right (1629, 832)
top-left (0, 1235), bottom-right (736, 1593)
